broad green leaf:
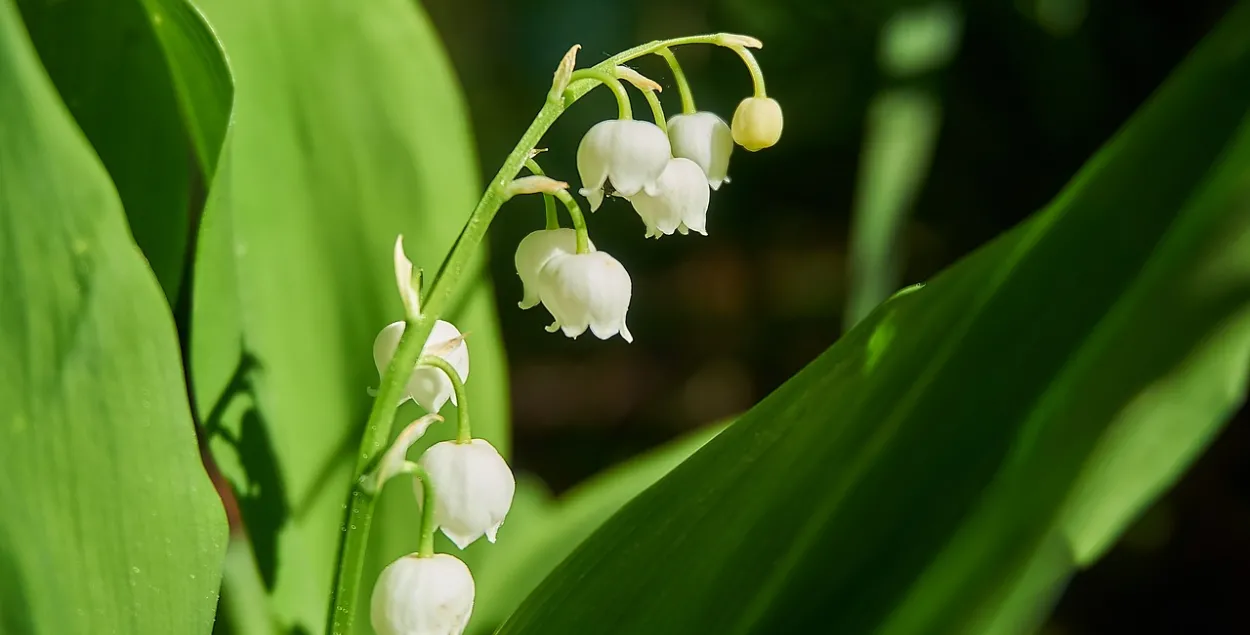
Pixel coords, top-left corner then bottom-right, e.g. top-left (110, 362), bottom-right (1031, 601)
top-left (136, 0), bottom-right (233, 176)
top-left (183, 0), bottom-right (508, 631)
top-left (497, 5), bottom-right (1250, 635)
top-left (0, 0), bottom-right (227, 632)
top-left (15, 0), bottom-right (192, 301)
top-left (470, 424), bottom-right (725, 633)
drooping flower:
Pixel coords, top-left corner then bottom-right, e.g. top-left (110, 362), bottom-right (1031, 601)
top-left (537, 251), bottom-right (633, 342)
top-left (513, 228), bottom-right (594, 310)
top-left (373, 320), bottom-right (469, 414)
top-left (731, 97), bottom-right (784, 151)
top-left (417, 439), bottom-right (516, 549)
top-left (371, 553), bottom-right (475, 635)
top-left (627, 157), bottom-right (711, 238)
top-left (667, 112), bottom-right (734, 189)
top-left (577, 119), bottom-right (671, 211)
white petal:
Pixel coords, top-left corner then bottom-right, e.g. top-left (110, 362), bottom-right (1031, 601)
top-left (576, 119), bottom-right (671, 206)
top-left (514, 229), bottom-right (587, 309)
top-left (419, 439), bottom-right (516, 549)
top-left (627, 158), bottom-right (710, 238)
top-left (667, 112), bottom-right (733, 189)
top-left (576, 120), bottom-right (614, 205)
top-left (371, 553), bottom-right (475, 635)
top-left (538, 251), bottom-right (632, 342)
top-left (606, 120), bottom-right (670, 197)
top-left (373, 320), bottom-right (469, 414)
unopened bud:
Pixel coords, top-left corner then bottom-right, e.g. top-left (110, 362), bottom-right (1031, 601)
top-left (614, 66), bottom-right (662, 92)
top-left (731, 97), bottom-right (783, 151)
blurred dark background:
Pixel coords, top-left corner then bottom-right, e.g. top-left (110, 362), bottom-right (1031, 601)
top-left (424, 0), bottom-right (1248, 632)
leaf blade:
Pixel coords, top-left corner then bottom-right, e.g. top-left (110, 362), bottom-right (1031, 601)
top-left (0, 0), bottom-right (228, 631)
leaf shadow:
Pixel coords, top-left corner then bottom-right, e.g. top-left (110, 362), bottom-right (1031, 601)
top-left (203, 351), bottom-right (290, 591)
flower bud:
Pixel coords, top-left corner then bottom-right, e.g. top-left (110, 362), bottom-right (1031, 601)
top-left (731, 97), bottom-right (783, 151)
top-left (371, 553), bottom-right (475, 635)
top-left (373, 319), bottom-right (470, 414)
top-left (538, 251), bottom-right (633, 342)
top-left (418, 439), bottom-right (516, 549)
top-left (628, 158), bottom-right (711, 238)
top-left (577, 119), bottom-right (671, 211)
top-left (667, 112), bottom-right (734, 189)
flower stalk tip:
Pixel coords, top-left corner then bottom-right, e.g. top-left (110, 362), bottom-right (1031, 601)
top-left (549, 44), bottom-right (581, 103)
top-left (393, 235), bottom-right (421, 318)
top-left (615, 66), bottom-right (662, 92)
top-left (506, 175), bottom-right (570, 198)
top-left (719, 33), bottom-right (763, 49)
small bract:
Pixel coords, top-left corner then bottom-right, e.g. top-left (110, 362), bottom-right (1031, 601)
top-left (371, 553), bottom-right (475, 635)
top-left (418, 439), bottom-right (516, 549)
top-left (667, 112), bottom-right (734, 189)
top-left (577, 119), bottom-right (671, 211)
top-left (373, 320), bottom-right (469, 414)
top-left (538, 251), bottom-right (633, 342)
top-left (513, 228), bottom-right (593, 310)
top-left (731, 97), bottom-right (784, 151)
top-left (628, 157), bottom-right (711, 238)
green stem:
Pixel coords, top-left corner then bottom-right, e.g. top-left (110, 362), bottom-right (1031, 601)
top-left (525, 158), bottom-right (560, 230)
top-left (553, 189), bottom-right (591, 254)
top-left (415, 466), bottom-right (436, 556)
top-left (572, 68), bottom-right (632, 119)
top-left (418, 355), bottom-right (470, 443)
top-left (326, 317), bottom-right (424, 635)
top-left (657, 48), bottom-right (696, 114)
top-left (325, 33), bottom-right (750, 635)
top-left (387, 461), bottom-right (438, 556)
top-left (642, 89), bottom-right (667, 132)
top-left (733, 46), bottom-right (767, 97)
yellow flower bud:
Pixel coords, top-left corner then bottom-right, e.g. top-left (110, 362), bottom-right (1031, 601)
top-left (731, 97), bottom-right (783, 151)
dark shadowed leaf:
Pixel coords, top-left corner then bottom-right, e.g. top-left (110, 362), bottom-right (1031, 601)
top-left (15, 0), bottom-right (193, 301)
top-left (497, 5), bottom-right (1250, 634)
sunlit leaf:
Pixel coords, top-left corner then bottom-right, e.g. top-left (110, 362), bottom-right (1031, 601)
top-left (0, 1), bottom-right (227, 631)
top-left (181, 0), bottom-right (509, 631)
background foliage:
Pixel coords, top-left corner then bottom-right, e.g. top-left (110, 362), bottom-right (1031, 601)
top-left (0, 0), bottom-right (1247, 634)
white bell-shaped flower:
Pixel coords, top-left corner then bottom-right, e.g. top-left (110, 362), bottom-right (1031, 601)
top-left (628, 158), bottom-right (711, 238)
top-left (373, 320), bottom-right (469, 414)
top-left (577, 119), bottom-right (671, 211)
top-left (371, 553), bottom-right (475, 635)
top-left (513, 228), bottom-right (594, 310)
top-left (667, 112), bottom-right (733, 190)
top-left (418, 439), bottom-right (516, 549)
top-left (537, 251), bottom-right (633, 342)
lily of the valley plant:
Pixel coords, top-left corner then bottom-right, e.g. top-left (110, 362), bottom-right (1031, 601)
top-left (328, 33), bottom-right (782, 635)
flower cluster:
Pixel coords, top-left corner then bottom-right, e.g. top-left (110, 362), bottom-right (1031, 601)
top-left (363, 34), bottom-right (779, 635)
top-left (369, 243), bottom-right (514, 635)
top-left (515, 40), bottom-right (782, 345)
